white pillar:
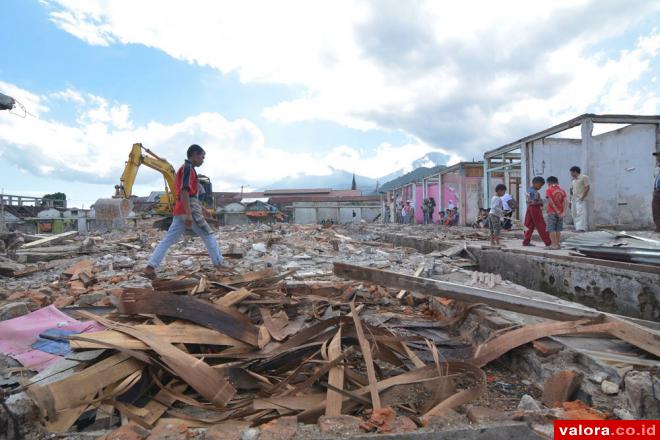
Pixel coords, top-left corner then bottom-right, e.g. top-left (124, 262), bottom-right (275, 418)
top-left (581, 118), bottom-right (594, 229)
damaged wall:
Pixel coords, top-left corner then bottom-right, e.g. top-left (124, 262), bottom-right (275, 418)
top-left (441, 168), bottom-right (483, 226)
top-left (526, 122), bottom-right (658, 229)
top-left (471, 248), bottom-right (660, 322)
top-left (587, 123), bottom-right (657, 229)
top-left (528, 137), bottom-right (581, 226)
top-left (292, 201), bottom-right (380, 224)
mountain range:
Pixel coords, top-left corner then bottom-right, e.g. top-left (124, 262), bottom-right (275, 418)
top-left (263, 151), bottom-right (450, 193)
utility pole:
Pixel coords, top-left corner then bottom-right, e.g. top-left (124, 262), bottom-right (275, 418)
top-left (0, 188), bottom-right (5, 232)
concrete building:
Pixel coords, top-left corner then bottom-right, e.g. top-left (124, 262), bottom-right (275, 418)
top-left (379, 164), bottom-right (487, 226)
top-left (292, 196), bottom-right (381, 224)
top-left (218, 202), bottom-right (248, 226)
top-left (379, 166), bottom-right (445, 223)
top-left (483, 114), bottom-right (660, 229)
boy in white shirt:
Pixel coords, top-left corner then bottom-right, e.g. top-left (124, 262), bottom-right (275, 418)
top-left (489, 184), bottom-right (507, 246)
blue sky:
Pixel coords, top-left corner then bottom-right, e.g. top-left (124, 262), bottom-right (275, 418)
top-left (0, 0), bottom-right (658, 207)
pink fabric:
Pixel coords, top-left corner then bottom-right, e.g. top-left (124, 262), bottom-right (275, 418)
top-left (0, 305), bottom-right (104, 371)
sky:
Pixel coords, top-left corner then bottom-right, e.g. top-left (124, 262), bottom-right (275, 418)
top-left (0, 0), bottom-right (658, 208)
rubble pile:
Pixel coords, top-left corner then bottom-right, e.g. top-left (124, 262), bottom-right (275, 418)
top-left (0, 222), bottom-right (658, 439)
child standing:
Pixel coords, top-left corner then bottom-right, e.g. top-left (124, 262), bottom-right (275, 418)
top-left (545, 176), bottom-right (568, 250)
top-left (522, 176), bottom-right (552, 248)
top-left (489, 184), bottom-right (507, 246)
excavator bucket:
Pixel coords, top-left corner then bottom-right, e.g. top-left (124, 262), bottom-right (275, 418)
top-left (94, 198), bottom-right (133, 229)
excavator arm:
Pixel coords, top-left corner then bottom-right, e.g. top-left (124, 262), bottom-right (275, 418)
top-left (116, 143), bottom-right (177, 214)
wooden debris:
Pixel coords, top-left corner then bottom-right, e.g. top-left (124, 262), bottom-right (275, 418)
top-left (213, 287), bottom-right (253, 307)
top-left (9, 224), bottom-right (652, 437)
top-left (118, 289), bottom-right (259, 346)
top-left (325, 327), bottom-right (344, 416)
top-left (334, 262), bottom-right (660, 357)
top-left (350, 302), bottom-right (381, 410)
top-left (77, 311), bottom-right (237, 408)
top-left (20, 231), bottom-right (78, 249)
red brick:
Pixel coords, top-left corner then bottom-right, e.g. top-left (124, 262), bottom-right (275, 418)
top-left (533, 338), bottom-right (563, 357)
top-left (360, 407), bottom-right (396, 433)
top-left (28, 291), bottom-right (50, 307)
top-left (318, 415), bottom-right (362, 436)
top-left (6, 291), bottom-right (27, 301)
top-left (466, 406), bottom-right (508, 424)
top-left (101, 422), bottom-right (150, 440)
top-left (542, 370), bottom-right (582, 408)
top-left (205, 421), bottom-right (251, 440)
top-left (53, 295), bottom-right (74, 308)
top-left (147, 421), bottom-right (189, 440)
top-left (259, 416), bottom-right (297, 440)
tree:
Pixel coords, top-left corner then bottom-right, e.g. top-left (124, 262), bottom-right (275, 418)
top-left (42, 192), bottom-right (66, 208)
top-left (351, 173), bottom-right (357, 190)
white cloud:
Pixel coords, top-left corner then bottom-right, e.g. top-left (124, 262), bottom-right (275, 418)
top-left (42, 0), bottom-right (660, 158)
top-left (0, 82), bottom-right (442, 195)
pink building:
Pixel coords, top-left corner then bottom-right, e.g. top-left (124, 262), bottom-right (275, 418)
top-left (435, 162), bottom-right (484, 226)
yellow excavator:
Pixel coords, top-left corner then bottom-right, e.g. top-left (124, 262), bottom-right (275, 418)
top-left (94, 143), bottom-right (215, 228)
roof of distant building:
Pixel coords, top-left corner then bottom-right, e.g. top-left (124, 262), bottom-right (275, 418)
top-left (379, 165), bottom-right (446, 193)
top-left (264, 188), bottom-right (332, 195)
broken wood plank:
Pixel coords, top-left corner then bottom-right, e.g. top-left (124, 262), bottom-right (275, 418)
top-left (27, 353), bottom-right (143, 420)
top-left (69, 322), bottom-right (250, 350)
top-left (118, 289), bottom-right (259, 346)
top-left (143, 382), bottom-right (187, 427)
top-left (215, 269), bottom-right (275, 285)
top-left (325, 327), bottom-right (344, 417)
top-left (260, 309), bottom-right (290, 341)
top-left (605, 316), bottom-right (660, 358)
top-left (469, 320), bottom-right (617, 367)
top-left (214, 287), bottom-right (253, 307)
top-left (77, 311), bottom-right (237, 408)
top-left (20, 231), bottom-right (78, 249)
top-left (350, 302), bottom-right (381, 409)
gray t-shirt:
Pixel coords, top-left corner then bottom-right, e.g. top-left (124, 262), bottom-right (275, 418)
top-left (489, 196), bottom-right (504, 217)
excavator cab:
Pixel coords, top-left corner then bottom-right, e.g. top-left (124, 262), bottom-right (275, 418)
top-left (197, 175), bottom-right (214, 208)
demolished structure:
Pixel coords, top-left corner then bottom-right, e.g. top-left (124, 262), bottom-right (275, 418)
top-left (0, 219), bottom-right (659, 439)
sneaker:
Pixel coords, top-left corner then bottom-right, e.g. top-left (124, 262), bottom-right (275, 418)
top-left (141, 266), bottom-right (157, 280)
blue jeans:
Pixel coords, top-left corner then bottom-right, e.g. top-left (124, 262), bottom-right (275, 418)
top-left (147, 215), bottom-right (223, 269)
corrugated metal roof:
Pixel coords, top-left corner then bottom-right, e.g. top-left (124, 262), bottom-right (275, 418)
top-left (562, 231), bottom-right (660, 266)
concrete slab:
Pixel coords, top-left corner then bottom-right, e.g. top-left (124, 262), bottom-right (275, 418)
top-left (310, 423), bottom-right (542, 440)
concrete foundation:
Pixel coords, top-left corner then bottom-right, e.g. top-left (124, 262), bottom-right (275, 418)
top-left (371, 231), bottom-right (453, 254)
top-left (359, 227), bottom-right (660, 322)
top-left (470, 247), bottom-right (660, 322)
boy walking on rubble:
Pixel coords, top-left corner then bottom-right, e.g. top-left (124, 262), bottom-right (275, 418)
top-left (522, 176), bottom-right (552, 248)
top-left (143, 144), bottom-right (231, 279)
